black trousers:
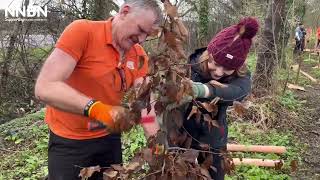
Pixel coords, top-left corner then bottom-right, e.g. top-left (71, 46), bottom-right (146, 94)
top-left (183, 114), bottom-right (227, 180)
top-left (48, 131), bottom-right (122, 180)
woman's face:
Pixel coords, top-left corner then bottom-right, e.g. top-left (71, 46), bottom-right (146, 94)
top-left (207, 53), bottom-right (235, 80)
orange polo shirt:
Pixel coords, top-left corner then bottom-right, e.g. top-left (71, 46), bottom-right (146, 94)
top-left (317, 27), bottom-right (320, 39)
top-left (45, 18), bottom-right (149, 140)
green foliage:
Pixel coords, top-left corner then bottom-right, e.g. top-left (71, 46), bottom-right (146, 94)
top-left (122, 125), bottom-right (147, 162)
top-left (198, 0), bottom-right (209, 44)
top-left (278, 90), bottom-right (303, 110)
top-left (0, 110), bottom-right (48, 180)
top-left (227, 166), bottom-right (290, 180)
top-left (311, 68), bottom-right (320, 79)
top-left (227, 122), bottom-right (302, 179)
top-left (277, 68), bottom-right (312, 86)
top-left (247, 53), bottom-right (257, 72)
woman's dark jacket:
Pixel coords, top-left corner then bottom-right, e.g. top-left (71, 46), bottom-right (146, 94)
top-left (182, 48), bottom-right (252, 149)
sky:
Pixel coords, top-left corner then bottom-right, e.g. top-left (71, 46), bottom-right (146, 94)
top-left (0, 0), bottom-right (125, 9)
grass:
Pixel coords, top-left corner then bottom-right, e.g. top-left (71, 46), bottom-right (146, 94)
top-left (0, 110), bottom-right (48, 180)
top-left (0, 109), bottom-right (301, 180)
top-left (0, 109), bottom-right (148, 180)
top-left (247, 52), bottom-right (257, 72)
top-left (226, 122), bottom-right (301, 180)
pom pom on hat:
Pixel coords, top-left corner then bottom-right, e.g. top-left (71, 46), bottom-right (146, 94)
top-left (237, 17), bottom-right (259, 39)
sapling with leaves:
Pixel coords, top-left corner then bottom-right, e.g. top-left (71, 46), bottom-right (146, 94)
top-left (79, 1), bottom-right (260, 179)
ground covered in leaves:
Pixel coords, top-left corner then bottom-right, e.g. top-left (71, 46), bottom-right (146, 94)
top-left (289, 53), bottom-right (320, 179)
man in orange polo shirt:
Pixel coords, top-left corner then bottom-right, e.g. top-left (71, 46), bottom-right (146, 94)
top-left (34, 0), bottom-right (162, 179)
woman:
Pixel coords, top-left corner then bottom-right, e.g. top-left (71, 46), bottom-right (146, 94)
top-left (182, 17), bottom-right (259, 179)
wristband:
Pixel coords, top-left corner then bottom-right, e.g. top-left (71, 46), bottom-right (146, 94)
top-left (83, 99), bottom-right (97, 117)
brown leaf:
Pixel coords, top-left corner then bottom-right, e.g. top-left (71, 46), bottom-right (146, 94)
top-left (137, 77), bottom-right (151, 100)
top-left (147, 102), bottom-right (152, 115)
top-left (175, 43), bottom-right (187, 59)
top-left (201, 154), bottom-right (213, 169)
top-left (164, 29), bottom-right (177, 48)
top-left (163, 0), bottom-right (178, 19)
top-left (187, 106), bottom-right (198, 120)
top-left (184, 136), bottom-right (192, 148)
top-left (148, 57), bottom-right (157, 75)
top-left (123, 161), bottom-right (141, 173)
top-left (165, 81), bottom-right (179, 101)
top-left (290, 160), bottom-right (298, 172)
top-left (153, 73), bottom-right (161, 85)
top-left (200, 167), bottom-right (212, 180)
top-left (154, 101), bottom-right (165, 115)
top-left (175, 158), bottom-right (188, 176)
top-left (209, 97), bottom-right (221, 106)
top-left (233, 101), bottom-right (247, 116)
top-left (203, 114), bottom-right (220, 132)
top-left (180, 149), bottom-right (199, 163)
top-left (199, 102), bottom-right (217, 113)
top-left (103, 169), bottom-right (118, 180)
top-left (111, 164), bottom-right (123, 171)
top-left (275, 160), bottom-right (284, 170)
top-left (169, 129), bottom-right (179, 145)
top-left (79, 165), bottom-right (101, 179)
top-left (172, 109), bottom-right (184, 128)
top-left (177, 131), bottom-right (188, 145)
top-left (221, 156), bottom-right (235, 175)
top-left (142, 148), bottom-right (153, 163)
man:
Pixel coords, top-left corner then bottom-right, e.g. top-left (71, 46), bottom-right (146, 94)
top-left (294, 22), bottom-right (306, 53)
top-left (34, 0), bottom-right (162, 179)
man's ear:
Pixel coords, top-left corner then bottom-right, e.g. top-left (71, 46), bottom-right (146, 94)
top-left (119, 5), bottom-right (131, 19)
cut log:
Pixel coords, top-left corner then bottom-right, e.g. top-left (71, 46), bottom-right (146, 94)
top-left (291, 65), bottom-right (318, 83)
top-left (227, 144), bottom-right (286, 154)
top-left (287, 83), bottom-right (306, 91)
top-left (233, 158), bottom-right (283, 167)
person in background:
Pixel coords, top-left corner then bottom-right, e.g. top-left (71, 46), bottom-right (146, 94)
top-left (294, 22), bottom-right (306, 53)
top-left (34, 0), bottom-right (162, 179)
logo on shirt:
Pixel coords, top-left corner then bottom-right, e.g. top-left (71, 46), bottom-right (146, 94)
top-left (126, 61), bottom-right (135, 70)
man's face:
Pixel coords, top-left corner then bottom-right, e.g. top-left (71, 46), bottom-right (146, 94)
top-left (114, 6), bottom-right (158, 51)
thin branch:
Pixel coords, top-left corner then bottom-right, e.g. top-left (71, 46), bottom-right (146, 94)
top-left (167, 147), bottom-right (223, 155)
top-left (180, 7), bottom-right (195, 18)
top-left (139, 170), bottom-right (162, 180)
top-left (181, 125), bottom-right (221, 152)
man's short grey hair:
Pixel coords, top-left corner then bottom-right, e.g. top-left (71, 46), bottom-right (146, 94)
top-left (123, 0), bottom-right (163, 24)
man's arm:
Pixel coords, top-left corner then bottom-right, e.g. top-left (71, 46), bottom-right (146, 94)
top-left (35, 48), bottom-right (90, 114)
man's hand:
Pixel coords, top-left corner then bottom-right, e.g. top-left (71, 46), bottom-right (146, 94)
top-left (110, 106), bottom-right (136, 133)
top-left (86, 101), bottom-right (137, 133)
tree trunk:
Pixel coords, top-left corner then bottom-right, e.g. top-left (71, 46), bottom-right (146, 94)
top-left (198, 0), bottom-right (209, 46)
top-left (252, 0), bottom-right (286, 97)
top-left (90, 0), bottom-right (119, 20)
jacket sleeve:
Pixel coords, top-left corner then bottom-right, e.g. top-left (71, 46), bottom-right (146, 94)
top-left (206, 73), bottom-right (252, 105)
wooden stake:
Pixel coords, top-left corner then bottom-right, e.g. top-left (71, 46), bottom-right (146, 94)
top-left (233, 158), bottom-right (283, 167)
top-left (227, 144), bottom-right (286, 154)
top-left (291, 64), bottom-right (318, 83)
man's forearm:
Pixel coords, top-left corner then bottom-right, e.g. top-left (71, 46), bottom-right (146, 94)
top-left (35, 81), bottom-right (90, 115)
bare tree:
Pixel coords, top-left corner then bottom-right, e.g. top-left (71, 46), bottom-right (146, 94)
top-left (253, 0), bottom-right (286, 96)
